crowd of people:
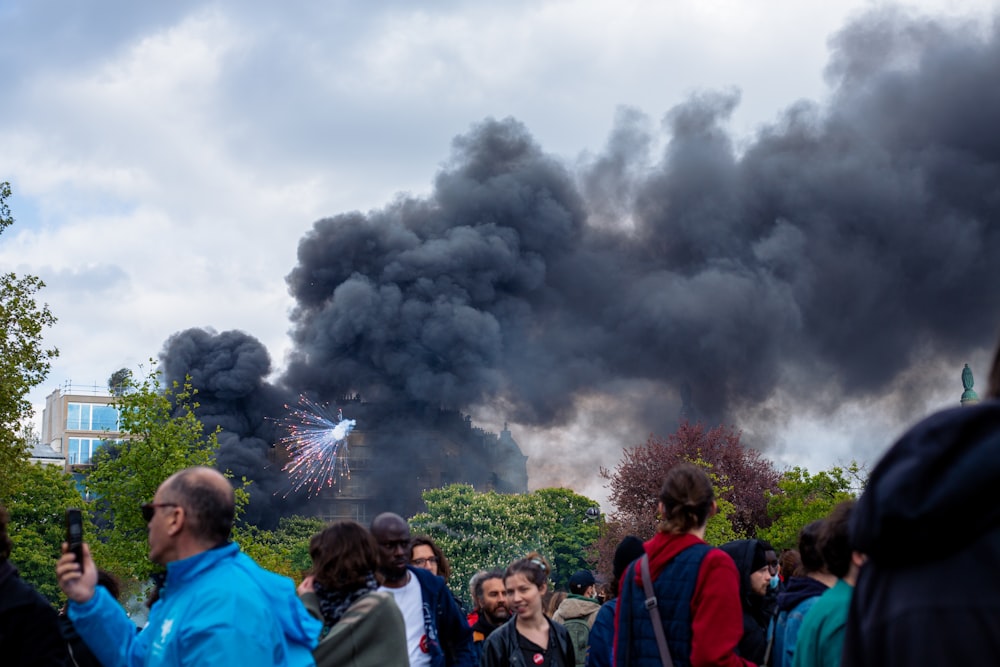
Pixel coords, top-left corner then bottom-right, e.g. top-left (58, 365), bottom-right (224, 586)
top-left (1, 344), bottom-right (999, 665)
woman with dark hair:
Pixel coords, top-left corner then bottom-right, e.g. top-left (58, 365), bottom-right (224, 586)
top-left (481, 552), bottom-right (575, 667)
top-left (614, 462), bottom-right (752, 667)
top-left (410, 534), bottom-right (451, 582)
top-left (298, 520), bottom-right (407, 667)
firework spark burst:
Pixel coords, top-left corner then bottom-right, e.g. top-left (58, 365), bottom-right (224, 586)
top-left (276, 396), bottom-right (357, 497)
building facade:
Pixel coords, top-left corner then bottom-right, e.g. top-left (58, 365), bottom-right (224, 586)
top-left (40, 385), bottom-right (122, 471)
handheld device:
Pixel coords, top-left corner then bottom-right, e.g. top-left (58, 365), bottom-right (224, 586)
top-left (65, 508), bottom-right (84, 572)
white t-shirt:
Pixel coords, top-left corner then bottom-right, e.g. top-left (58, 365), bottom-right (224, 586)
top-left (381, 573), bottom-right (432, 667)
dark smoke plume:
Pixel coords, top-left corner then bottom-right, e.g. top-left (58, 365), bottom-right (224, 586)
top-left (164, 9), bottom-right (1000, 521)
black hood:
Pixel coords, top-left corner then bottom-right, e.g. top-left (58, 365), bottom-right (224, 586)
top-left (850, 400), bottom-right (1000, 568)
top-left (776, 575), bottom-right (829, 612)
top-left (720, 539), bottom-right (762, 605)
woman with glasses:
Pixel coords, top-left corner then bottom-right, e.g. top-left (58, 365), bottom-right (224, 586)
top-left (409, 535), bottom-right (451, 582)
top-left (614, 463), bottom-right (753, 667)
top-left (298, 520), bottom-right (407, 667)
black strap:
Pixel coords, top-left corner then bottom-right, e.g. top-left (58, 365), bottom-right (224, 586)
top-left (640, 553), bottom-right (673, 667)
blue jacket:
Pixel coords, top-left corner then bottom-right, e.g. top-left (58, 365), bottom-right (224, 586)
top-left (614, 543), bottom-right (710, 667)
top-left (69, 542), bottom-right (321, 667)
top-left (409, 566), bottom-right (475, 667)
top-left (769, 576), bottom-right (827, 667)
top-left (585, 598), bottom-right (616, 667)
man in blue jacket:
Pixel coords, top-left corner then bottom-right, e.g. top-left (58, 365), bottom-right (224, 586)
top-left (371, 512), bottom-right (474, 667)
top-left (56, 466), bottom-right (321, 667)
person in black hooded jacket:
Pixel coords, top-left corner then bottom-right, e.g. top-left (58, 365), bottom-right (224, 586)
top-left (0, 503), bottom-right (71, 666)
top-left (842, 362), bottom-right (1000, 666)
top-left (720, 539), bottom-right (774, 664)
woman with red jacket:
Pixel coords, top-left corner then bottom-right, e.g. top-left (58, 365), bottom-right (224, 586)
top-left (613, 463), bottom-right (754, 667)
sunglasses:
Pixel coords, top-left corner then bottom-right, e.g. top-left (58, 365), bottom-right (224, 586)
top-left (141, 502), bottom-right (179, 523)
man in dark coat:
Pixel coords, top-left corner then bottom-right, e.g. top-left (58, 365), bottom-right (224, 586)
top-left (720, 539), bottom-right (775, 664)
top-left (371, 512), bottom-right (474, 667)
top-left (842, 397), bottom-right (1000, 666)
top-left (0, 502), bottom-right (72, 666)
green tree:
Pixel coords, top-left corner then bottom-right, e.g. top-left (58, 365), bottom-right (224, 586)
top-left (3, 462), bottom-right (90, 604)
top-left (237, 515), bottom-right (326, 581)
top-left (756, 464), bottom-right (861, 551)
top-left (86, 361), bottom-right (219, 584)
top-left (409, 484), bottom-right (603, 607)
top-left (0, 181), bottom-right (59, 493)
top-left (107, 367), bottom-right (132, 397)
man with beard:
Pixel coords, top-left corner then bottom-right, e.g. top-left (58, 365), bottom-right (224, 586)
top-left (470, 569), bottom-right (509, 661)
top-left (720, 539), bottom-right (776, 664)
top-left (370, 513), bottom-right (474, 667)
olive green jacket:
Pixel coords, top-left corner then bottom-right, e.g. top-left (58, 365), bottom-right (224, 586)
top-left (300, 590), bottom-right (408, 667)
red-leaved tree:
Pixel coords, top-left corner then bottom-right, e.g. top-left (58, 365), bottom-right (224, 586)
top-left (594, 422), bottom-right (780, 579)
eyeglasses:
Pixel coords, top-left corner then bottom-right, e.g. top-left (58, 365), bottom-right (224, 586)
top-left (412, 557), bottom-right (439, 567)
top-left (141, 502), bottom-right (179, 523)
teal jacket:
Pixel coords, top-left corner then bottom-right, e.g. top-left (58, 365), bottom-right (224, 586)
top-left (69, 542), bottom-right (321, 667)
top-left (791, 579), bottom-right (853, 667)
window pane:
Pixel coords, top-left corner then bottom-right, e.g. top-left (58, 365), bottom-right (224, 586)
top-left (69, 438), bottom-right (81, 464)
top-left (92, 405), bottom-right (119, 431)
top-left (67, 404), bottom-right (82, 430)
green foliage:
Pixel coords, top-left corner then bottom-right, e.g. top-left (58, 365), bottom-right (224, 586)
top-left (4, 463), bottom-right (90, 605)
top-left (236, 515), bottom-right (327, 582)
top-left (86, 361), bottom-right (219, 583)
top-left (409, 484), bottom-right (603, 607)
top-left (696, 459), bottom-right (740, 547)
top-left (0, 181), bottom-right (58, 493)
top-left (757, 463), bottom-right (861, 551)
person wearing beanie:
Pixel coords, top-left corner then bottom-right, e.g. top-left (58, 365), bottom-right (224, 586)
top-left (585, 536), bottom-right (644, 667)
top-left (552, 569), bottom-right (601, 667)
top-left (719, 538), bottom-right (776, 664)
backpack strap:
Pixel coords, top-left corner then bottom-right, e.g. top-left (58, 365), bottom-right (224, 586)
top-left (640, 553), bottom-right (674, 667)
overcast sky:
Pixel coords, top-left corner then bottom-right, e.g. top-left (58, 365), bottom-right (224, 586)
top-left (2, 0), bottom-right (997, 507)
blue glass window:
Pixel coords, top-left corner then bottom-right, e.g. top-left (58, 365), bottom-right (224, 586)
top-left (91, 405), bottom-right (119, 431)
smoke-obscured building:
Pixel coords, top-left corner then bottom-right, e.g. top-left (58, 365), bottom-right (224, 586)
top-left (287, 399), bottom-right (528, 525)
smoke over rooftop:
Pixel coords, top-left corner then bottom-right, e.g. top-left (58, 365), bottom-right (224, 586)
top-left (164, 8), bottom-right (1000, 521)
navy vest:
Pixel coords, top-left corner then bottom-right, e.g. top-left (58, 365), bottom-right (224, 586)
top-left (614, 543), bottom-right (711, 667)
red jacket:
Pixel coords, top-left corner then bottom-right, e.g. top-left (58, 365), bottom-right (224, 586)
top-left (613, 532), bottom-right (755, 667)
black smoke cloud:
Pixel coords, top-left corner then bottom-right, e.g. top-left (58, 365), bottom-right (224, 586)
top-left (164, 9), bottom-right (1000, 520)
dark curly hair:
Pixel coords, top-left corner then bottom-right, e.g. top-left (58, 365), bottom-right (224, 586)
top-left (410, 535), bottom-right (451, 582)
top-left (309, 520), bottom-right (381, 593)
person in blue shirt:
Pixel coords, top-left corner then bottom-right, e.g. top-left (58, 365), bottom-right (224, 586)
top-left (56, 466), bottom-right (321, 667)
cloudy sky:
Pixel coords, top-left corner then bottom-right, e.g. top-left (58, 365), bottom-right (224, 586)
top-left (2, 0), bottom-right (998, 507)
